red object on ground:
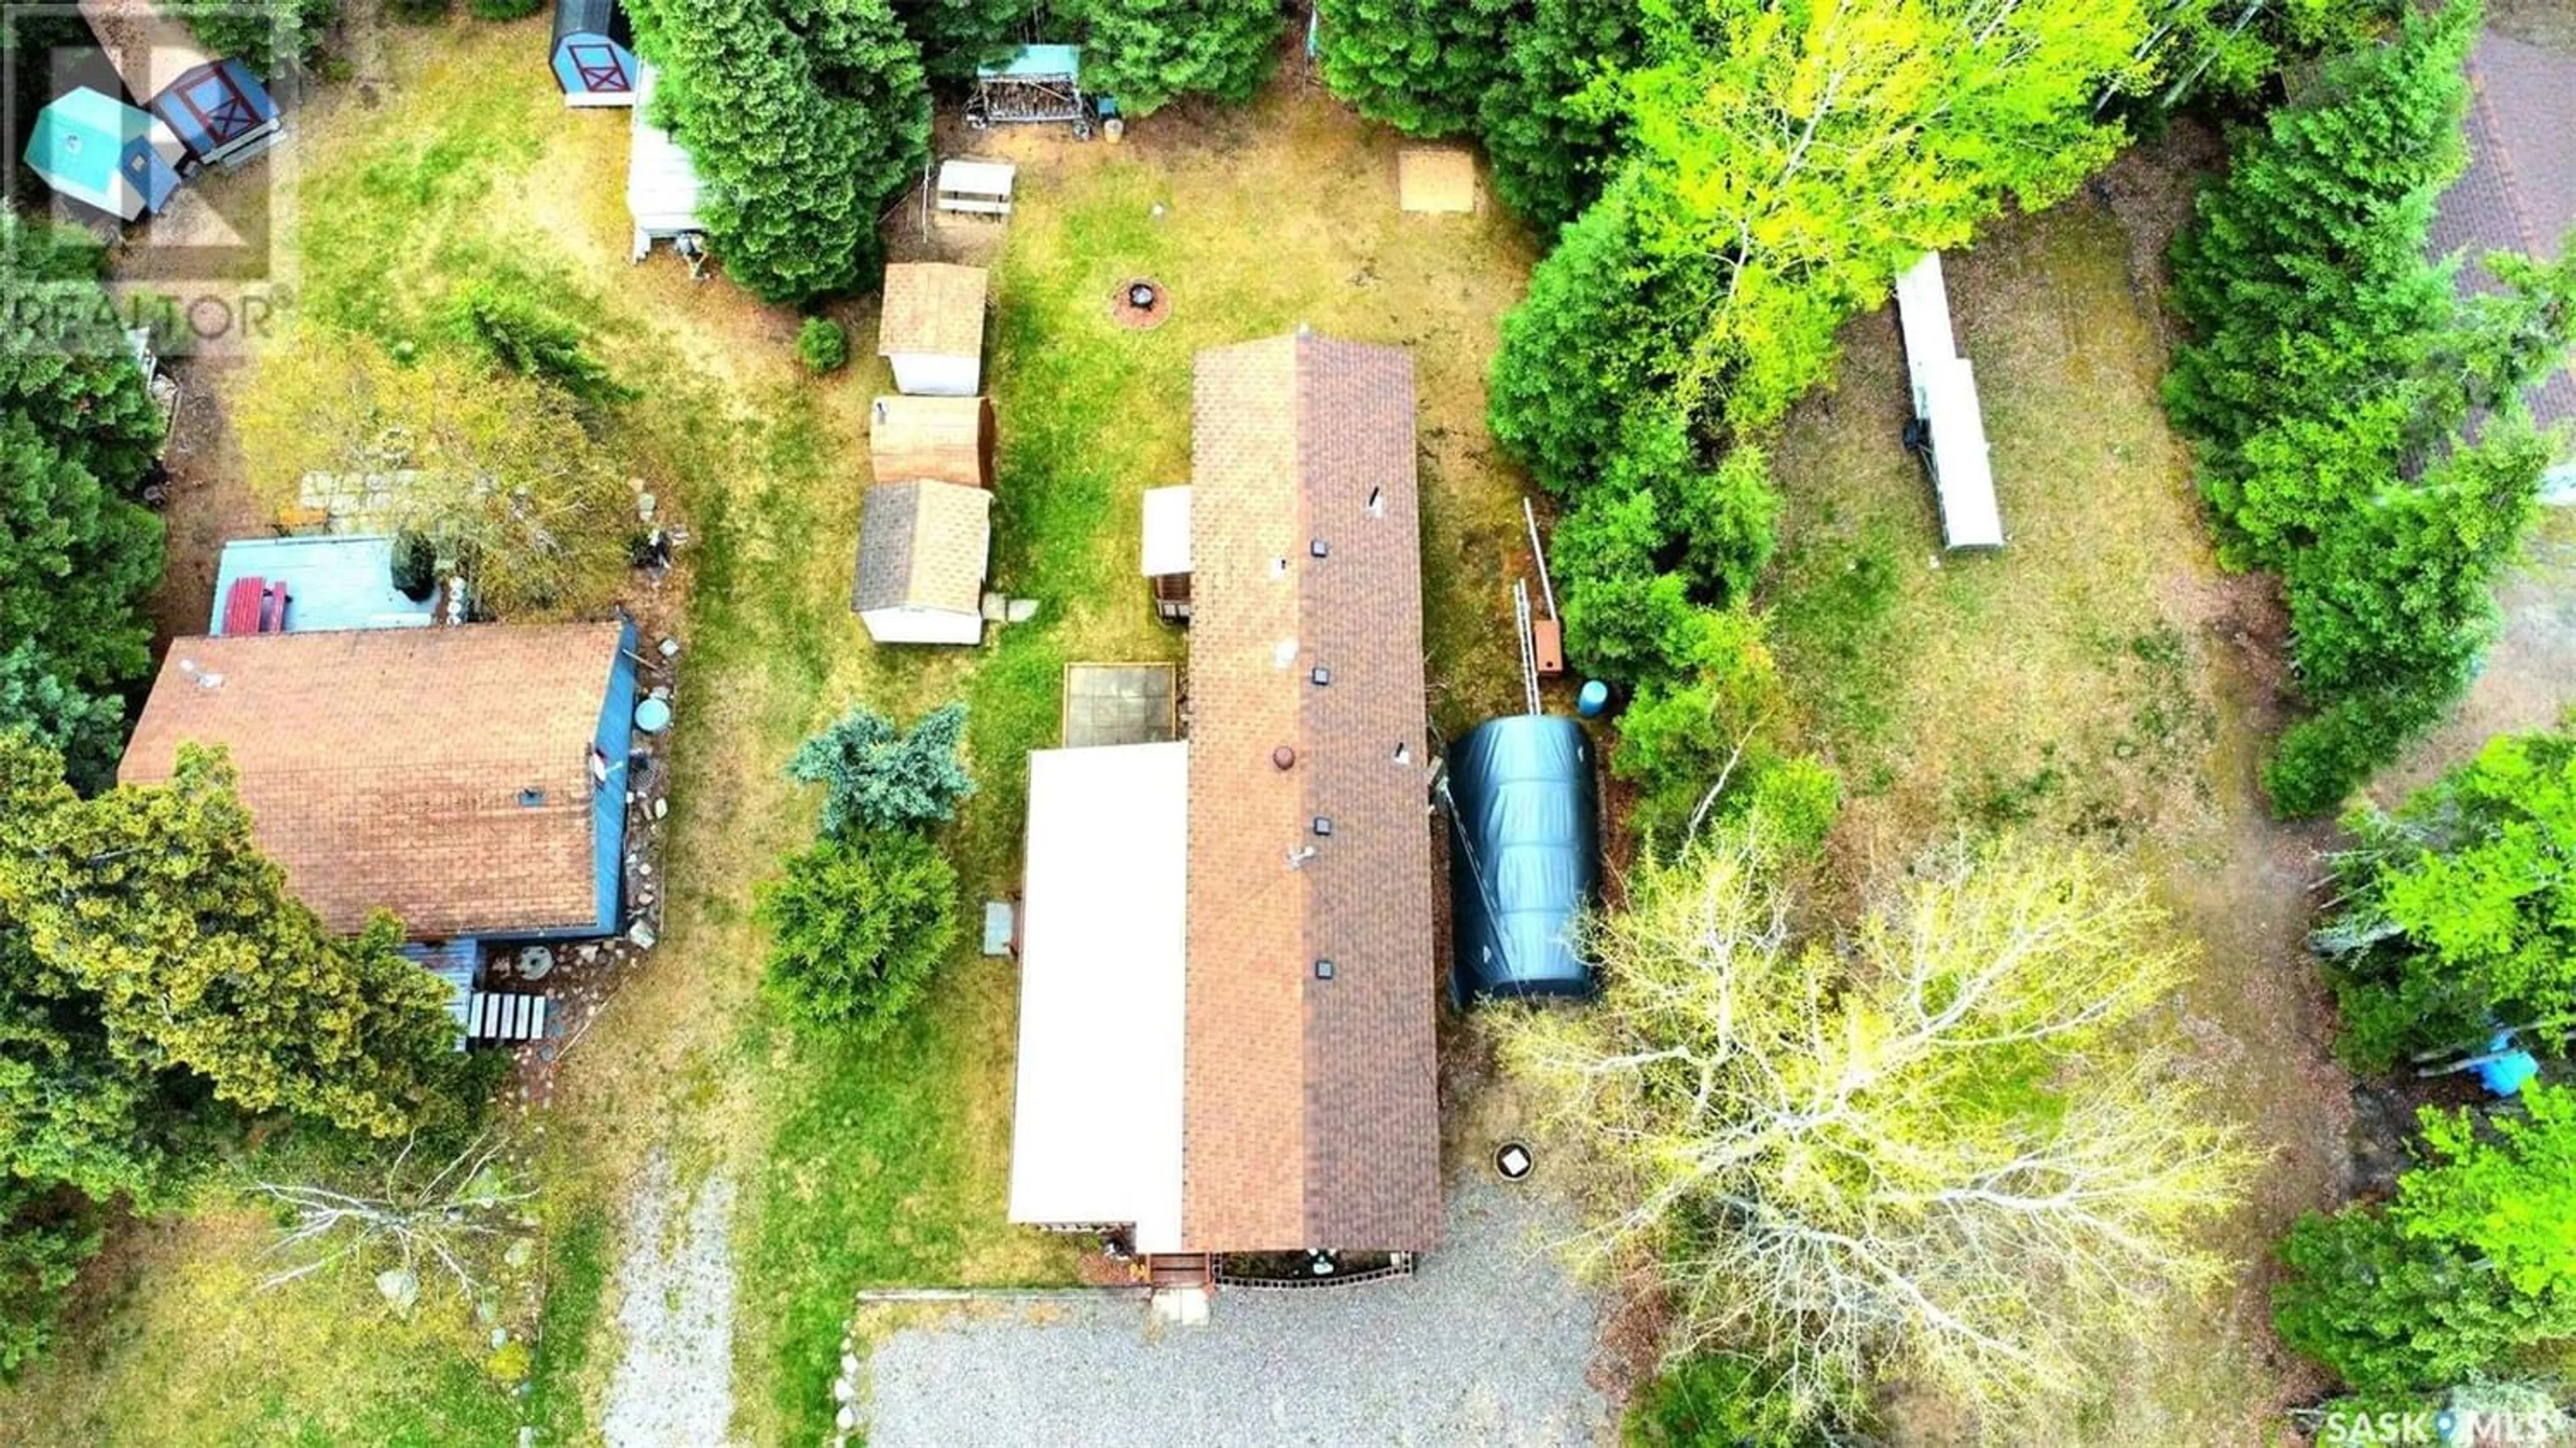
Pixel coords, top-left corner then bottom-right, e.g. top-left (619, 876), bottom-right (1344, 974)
top-left (262, 580), bottom-right (291, 633)
top-left (221, 576), bottom-right (267, 635)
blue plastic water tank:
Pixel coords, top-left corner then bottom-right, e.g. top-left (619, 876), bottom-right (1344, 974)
top-left (1576, 680), bottom-right (1610, 718)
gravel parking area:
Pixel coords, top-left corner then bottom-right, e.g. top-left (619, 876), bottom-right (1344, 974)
top-left (860, 1180), bottom-right (1614, 1447)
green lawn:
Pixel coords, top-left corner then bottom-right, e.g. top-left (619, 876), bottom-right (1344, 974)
top-left (4, 21), bottom-right (1539, 1447)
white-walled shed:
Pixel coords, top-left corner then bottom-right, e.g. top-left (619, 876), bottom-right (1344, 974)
top-left (627, 62), bottom-right (705, 260)
top-left (879, 262), bottom-right (988, 396)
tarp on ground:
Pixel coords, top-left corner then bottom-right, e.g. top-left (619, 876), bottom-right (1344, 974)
top-left (1442, 715), bottom-right (1600, 1004)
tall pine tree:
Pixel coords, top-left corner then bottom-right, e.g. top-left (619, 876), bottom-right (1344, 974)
top-left (1314, 0), bottom-right (1518, 137)
top-left (1072, 0), bottom-right (1281, 116)
top-left (0, 739), bottom-right (462, 1141)
top-left (633, 0), bottom-right (931, 304)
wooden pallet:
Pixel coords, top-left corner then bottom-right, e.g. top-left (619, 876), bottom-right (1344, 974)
top-left (464, 992), bottom-right (549, 1045)
top-left (1144, 1253), bottom-right (1212, 1292)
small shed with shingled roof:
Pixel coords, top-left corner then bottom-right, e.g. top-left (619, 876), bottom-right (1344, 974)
top-left (869, 395), bottom-right (996, 488)
top-left (851, 480), bottom-right (991, 646)
top-left (878, 262), bottom-right (989, 397)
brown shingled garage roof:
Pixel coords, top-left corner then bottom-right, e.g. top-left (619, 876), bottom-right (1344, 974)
top-left (1182, 331), bottom-right (1440, 1255)
top-left (116, 623), bottom-right (627, 939)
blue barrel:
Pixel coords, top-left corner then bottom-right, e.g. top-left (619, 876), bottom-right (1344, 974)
top-left (634, 697), bottom-right (672, 734)
top-left (1576, 680), bottom-right (1610, 718)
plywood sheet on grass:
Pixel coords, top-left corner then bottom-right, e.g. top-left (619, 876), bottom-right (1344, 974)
top-left (1397, 147), bottom-right (1477, 214)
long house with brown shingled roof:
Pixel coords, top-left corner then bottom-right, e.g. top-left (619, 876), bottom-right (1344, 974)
top-left (1006, 330), bottom-right (1442, 1261)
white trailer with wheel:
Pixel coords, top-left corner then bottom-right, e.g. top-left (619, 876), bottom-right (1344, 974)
top-left (1894, 252), bottom-right (2004, 551)
top-left (627, 62), bottom-right (706, 266)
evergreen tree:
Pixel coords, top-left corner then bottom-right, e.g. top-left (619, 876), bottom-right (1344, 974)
top-left (1314, 0), bottom-right (1518, 137)
top-left (892, 0), bottom-right (1037, 82)
top-left (2276, 1084), bottom-right (2576, 1391)
top-left (2163, 0), bottom-right (2476, 553)
top-left (0, 217), bottom-right (168, 784)
top-left (786, 701), bottom-right (975, 838)
top-left (1477, 0), bottom-right (1640, 234)
top-left (0, 739), bottom-right (462, 1141)
top-left (1072, 0), bottom-right (1281, 117)
top-left (635, 0), bottom-right (931, 304)
top-left (0, 217), bottom-right (167, 491)
top-left (2161, 0), bottom-right (2576, 812)
top-left (757, 833), bottom-right (957, 1037)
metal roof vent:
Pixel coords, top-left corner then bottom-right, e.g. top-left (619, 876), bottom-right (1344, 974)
top-left (1269, 556), bottom-right (1289, 579)
top-left (1313, 958), bottom-right (1335, 980)
top-left (1393, 742), bottom-right (1411, 765)
top-left (1272, 745), bottom-right (1296, 771)
top-left (1309, 538), bottom-right (1329, 558)
top-left (1366, 487), bottom-right (1385, 517)
top-left (1312, 816), bottom-right (1333, 837)
top-left (1272, 639), bottom-right (1297, 668)
top-left (1310, 665), bottom-right (1330, 686)
top-left (517, 787), bottom-right (546, 808)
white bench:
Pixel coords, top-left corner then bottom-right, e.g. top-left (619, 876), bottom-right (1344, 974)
top-left (936, 159), bottom-right (1016, 218)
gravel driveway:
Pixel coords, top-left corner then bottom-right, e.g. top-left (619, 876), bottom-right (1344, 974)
top-left (860, 1180), bottom-right (1613, 1447)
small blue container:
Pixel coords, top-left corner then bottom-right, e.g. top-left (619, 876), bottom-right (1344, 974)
top-left (634, 697), bottom-right (672, 734)
top-left (1576, 680), bottom-right (1611, 718)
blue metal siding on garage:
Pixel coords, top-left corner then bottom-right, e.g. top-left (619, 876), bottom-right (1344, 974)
top-left (588, 617), bottom-right (641, 934)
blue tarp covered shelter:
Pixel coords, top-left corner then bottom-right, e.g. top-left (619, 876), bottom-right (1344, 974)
top-left (1443, 715), bottom-right (1601, 1005)
top-left (24, 87), bottom-right (181, 220)
top-left (979, 43), bottom-right (1081, 80)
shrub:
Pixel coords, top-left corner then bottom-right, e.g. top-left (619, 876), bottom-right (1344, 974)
top-left (1625, 1353), bottom-right (1824, 1448)
top-left (176, 0), bottom-right (340, 68)
top-left (786, 701), bottom-right (975, 839)
top-left (446, 279), bottom-right (634, 407)
top-left (2313, 724), bottom-right (2576, 1068)
top-left (1749, 755), bottom-right (1842, 860)
top-left (386, 0), bottom-right (450, 21)
top-left (1607, 609), bottom-right (1789, 843)
top-left (468, 0), bottom-right (540, 16)
top-left (757, 833), bottom-right (959, 1037)
top-left (0, 1182), bottom-right (103, 1378)
top-left (796, 317), bottom-right (849, 374)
